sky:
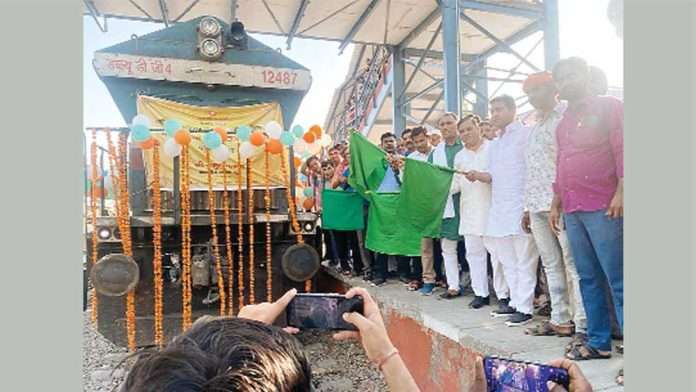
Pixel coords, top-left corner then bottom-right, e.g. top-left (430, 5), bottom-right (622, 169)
top-left (83, 0), bottom-right (622, 129)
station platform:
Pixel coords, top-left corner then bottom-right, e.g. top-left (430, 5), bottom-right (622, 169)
top-left (318, 268), bottom-right (624, 392)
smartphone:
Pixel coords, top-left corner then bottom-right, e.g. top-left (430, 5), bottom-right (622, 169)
top-left (286, 293), bottom-right (364, 331)
top-left (484, 356), bottom-right (570, 392)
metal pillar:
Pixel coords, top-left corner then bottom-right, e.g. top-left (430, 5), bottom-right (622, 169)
top-left (543, 0), bottom-right (560, 71)
top-left (473, 61), bottom-right (488, 117)
top-left (391, 47), bottom-right (406, 135)
top-left (441, 0), bottom-right (461, 115)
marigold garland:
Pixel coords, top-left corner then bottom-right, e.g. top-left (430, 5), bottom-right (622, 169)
top-left (89, 129), bottom-right (99, 326)
top-left (180, 146), bottom-right (193, 330)
top-left (222, 158), bottom-right (234, 316)
top-left (205, 150), bottom-right (227, 316)
top-left (151, 142), bottom-right (164, 347)
top-left (236, 142), bottom-right (245, 309)
top-left (247, 160), bottom-right (255, 304)
top-left (279, 151), bottom-right (311, 292)
top-left (264, 151), bottom-right (273, 302)
top-left (117, 132), bottom-right (137, 351)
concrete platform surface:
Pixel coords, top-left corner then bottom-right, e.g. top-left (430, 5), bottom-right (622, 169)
top-left (336, 274), bottom-right (624, 391)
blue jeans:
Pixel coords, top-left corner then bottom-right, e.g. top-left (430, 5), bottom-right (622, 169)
top-left (564, 210), bottom-right (623, 351)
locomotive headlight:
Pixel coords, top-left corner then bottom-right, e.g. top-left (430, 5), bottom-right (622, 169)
top-left (97, 227), bottom-right (111, 240)
top-left (303, 222), bottom-right (314, 232)
top-left (199, 38), bottom-right (222, 60)
top-left (199, 17), bottom-right (222, 37)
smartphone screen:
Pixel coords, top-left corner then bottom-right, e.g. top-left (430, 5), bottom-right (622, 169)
top-left (286, 293), bottom-right (363, 331)
top-left (484, 356), bottom-right (570, 392)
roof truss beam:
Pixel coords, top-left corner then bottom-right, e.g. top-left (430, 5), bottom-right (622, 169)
top-left (158, 0), bottom-right (170, 27)
top-left (397, 6), bottom-right (441, 48)
top-left (459, 0), bottom-right (542, 19)
top-left (400, 21), bottom-right (442, 101)
top-left (339, 0), bottom-right (383, 54)
top-left (402, 48), bottom-right (476, 62)
top-left (286, 0), bottom-right (310, 49)
top-left (174, 0), bottom-right (201, 23)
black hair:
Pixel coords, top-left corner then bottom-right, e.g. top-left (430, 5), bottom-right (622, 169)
top-left (401, 128), bottom-right (413, 137)
top-left (380, 132), bottom-right (397, 142)
top-left (122, 317), bottom-right (311, 392)
top-left (489, 95), bottom-right (516, 111)
top-left (321, 160), bottom-right (335, 168)
top-left (410, 126), bottom-right (428, 138)
top-left (306, 156), bottom-right (320, 165)
top-left (458, 114), bottom-right (481, 127)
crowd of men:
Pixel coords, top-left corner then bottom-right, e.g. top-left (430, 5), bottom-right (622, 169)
top-left (302, 57), bottom-right (623, 372)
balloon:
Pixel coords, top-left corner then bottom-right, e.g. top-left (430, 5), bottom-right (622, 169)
top-left (249, 131), bottom-right (266, 146)
top-left (309, 125), bottom-right (323, 138)
top-left (301, 151), bottom-right (312, 159)
top-left (308, 141), bottom-right (322, 155)
top-left (303, 187), bottom-right (314, 197)
top-left (292, 124), bottom-right (304, 138)
top-left (214, 127), bottom-right (228, 143)
top-left (203, 131), bottom-right (222, 149)
top-left (298, 173), bottom-right (307, 182)
top-left (138, 138), bottom-right (156, 149)
top-left (132, 114), bottom-right (151, 127)
top-left (265, 139), bottom-right (283, 155)
top-left (302, 198), bottom-right (315, 211)
top-left (280, 131), bottom-right (295, 146)
top-left (236, 125), bottom-right (252, 141)
top-left (212, 144), bottom-right (231, 162)
top-left (130, 124), bottom-right (151, 142)
top-left (264, 121), bottom-right (283, 139)
top-left (103, 176), bottom-right (113, 190)
top-left (174, 129), bottom-right (192, 145)
top-left (321, 133), bottom-right (333, 147)
top-left (293, 138), bottom-right (307, 153)
top-left (293, 156), bottom-right (302, 168)
top-left (239, 142), bottom-right (258, 160)
top-left (302, 132), bottom-right (316, 144)
top-left (163, 119), bottom-right (181, 136)
top-left (163, 137), bottom-right (182, 157)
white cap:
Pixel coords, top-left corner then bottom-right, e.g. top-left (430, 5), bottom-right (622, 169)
top-left (429, 129), bottom-right (442, 136)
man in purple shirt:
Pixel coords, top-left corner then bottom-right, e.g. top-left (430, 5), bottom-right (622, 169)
top-left (549, 57), bottom-right (623, 361)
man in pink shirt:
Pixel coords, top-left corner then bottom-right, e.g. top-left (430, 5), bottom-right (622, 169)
top-left (549, 57), bottom-right (623, 361)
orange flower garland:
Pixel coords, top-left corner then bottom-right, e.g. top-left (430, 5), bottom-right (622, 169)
top-left (89, 130), bottom-right (99, 325)
top-left (279, 151), bottom-right (312, 292)
top-left (117, 132), bottom-right (137, 351)
top-left (180, 146), bottom-right (193, 330)
top-left (222, 160), bottom-right (234, 315)
top-left (247, 160), bottom-right (255, 304)
top-left (264, 151), bottom-right (273, 302)
top-left (205, 150), bottom-right (227, 316)
top-left (236, 142), bottom-right (245, 308)
top-left (151, 142), bottom-right (164, 347)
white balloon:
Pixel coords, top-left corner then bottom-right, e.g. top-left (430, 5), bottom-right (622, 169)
top-left (321, 133), bottom-right (333, 147)
top-left (132, 114), bottom-right (151, 127)
top-left (103, 176), bottom-right (113, 189)
top-left (163, 137), bottom-right (182, 158)
top-left (264, 121), bottom-right (283, 139)
top-left (308, 141), bottom-right (322, 155)
top-left (212, 144), bottom-right (231, 162)
top-left (293, 138), bottom-right (307, 153)
top-left (239, 142), bottom-right (259, 160)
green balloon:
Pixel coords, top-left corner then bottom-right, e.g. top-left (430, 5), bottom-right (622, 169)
top-left (292, 125), bottom-right (304, 138)
top-left (237, 125), bottom-right (252, 141)
top-left (280, 131), bottom-right (295, 146)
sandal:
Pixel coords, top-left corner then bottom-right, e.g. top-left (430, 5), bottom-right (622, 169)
top-left (407, 280), bottom-right (423, 291)
top-left (565, 332), bottom-right (587, 354)
top-left (616, 344), bottom-right (624, 354)
top-left (566, 342), bottom-right (612, 361)
top-left (616, 368), bottom-right (624, 386)
top-left (525, 321), bottom-right (558, 336)
top-left (439, 289), bottom-right (461, 299)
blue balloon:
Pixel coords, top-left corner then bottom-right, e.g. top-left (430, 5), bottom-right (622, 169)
top-left (303, 188), bottom-right (314, 197)
top-left (164, 119), bottom-right (182, 137)
top-left (237, 125), bottom-right (252, 141)
top-left (203, 131), bottom-right (222, 149)
top-left (292, 125), bottom-right (304, 138)
top-left (280, 131), bottom-right (295, 146)
top-left (131, 124), bottom-right (151, 142)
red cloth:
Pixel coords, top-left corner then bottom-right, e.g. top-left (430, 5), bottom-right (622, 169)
top-left (523, 71), bottom-right (554, 93)
top-left (553, 96), bottom-right (624, 213)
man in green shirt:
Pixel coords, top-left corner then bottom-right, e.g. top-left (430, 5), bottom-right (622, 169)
top-left (428, 112), bottom-right (465, 299)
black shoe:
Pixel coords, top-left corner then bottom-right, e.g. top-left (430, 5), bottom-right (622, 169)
top-left (491, 299), bottom-right (515, 318)
top-left (371, 278), bottom-right (386, 286)
top-left (469, 296), bottom-right (490, 309)
top-left (505, 312), bottom-right (534, 326)
top-left (398, 275), bottom-right (411, 284)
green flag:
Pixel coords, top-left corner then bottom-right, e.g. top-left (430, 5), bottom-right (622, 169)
top-left (347, 132), bottom-right (387, 197)
top-left (321, 189), bottom-right (365, 231)
top-left (365, 192), bottom-right (422, 256)
top-left (397, 158), bottom-right (455, 238)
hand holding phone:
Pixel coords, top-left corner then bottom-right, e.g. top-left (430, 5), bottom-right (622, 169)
top-left (286, 293), bottom-right (364, 331)
top-left (484, 356), bottom-right (570, 392)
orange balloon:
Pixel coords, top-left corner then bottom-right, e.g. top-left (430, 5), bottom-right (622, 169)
top-left (91, 186), bottom-right (105, 199)
top-left (138, 138), bottom-right (156, 149)
top-left (293, 156), bottom-right (302, 168)
top-left (303, 132), bottom-right (316, 144)
top-left (265, 139), bottom-right (283, 155)
top-left (309, 125), bottom-right (323, 138)
top-left (174, 129), bottom-right (192, 145)
top-left (214, 127), bottom-right (228, 143)
top-left (250, 131), bottom-right (266, 146)
top-left (303, 198), bottom-right (315, 211)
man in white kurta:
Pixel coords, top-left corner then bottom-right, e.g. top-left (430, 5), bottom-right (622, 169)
top-left (452, 116), bottom-right (510, 309)
top-left (484, 95), bottom-right (540, 327)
